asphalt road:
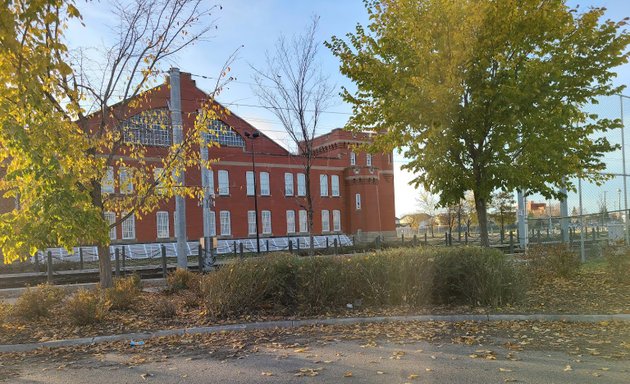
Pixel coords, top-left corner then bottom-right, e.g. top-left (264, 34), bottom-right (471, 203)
top-left (5, 338), bottom-right (628, 383)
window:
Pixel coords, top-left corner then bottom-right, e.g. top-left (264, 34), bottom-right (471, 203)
top-left (122, 108), bottom-right (171, 147)
top-left (260, 172), bottom-right (270, 196)
top-left (119, 167), bottom-right (133, 194)
top-left (284, 173), bottom-right (294, 196)
top-left (248, 210), bottom-right (257, 235)
top-left (218, 170), bottom-right (229, 195)
top-left (297, 173), bottom-right (306, 196)
top-left (246, 171), bottom-right (254, 196)
top-left (207, 120), bottom-right (245, 147)
top-left (333, 210), bottom-right (341, 232)
top-left (122, 213), bottom-right (135, 240)
top-left (299, 210), bottom-right (308, 233)
top-left (331, 175), bottom-right (340, 197)
top-left (156, 211), bottom-right (169, 238)
top-left (366, 154), bottom-right (372, 167)
top-left (220, 211), bottom-right (231, 236)
top-left (208, 170), bottom-right (214, 194)
top-left (262, 210), bottom-right (272, 235)
top-left (286, 210), bottom-right (296, 234)
top-left (153, 167), bottom-right (165, 194)
top-left (209, 210), bottom-right (216, 236)
top-left (350, 152), bottom-right (356, 166)
top-left (102, 167), bottom-right (114, 194)
top-left (321, 210), bottom-right (330, 232)
top-left (104, 211), bottom-right (116, 240)
top-left (355, 193), bottom-right (362, 210)
top-left (320, 174), bottom-right (328, 197)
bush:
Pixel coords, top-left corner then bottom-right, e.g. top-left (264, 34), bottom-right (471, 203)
top-left (201, 247), bottom-right (524, 319)
top-left (0, 302), bottom-right (10, 324)
top-left (64, 289), bottom-right (109, 326)
top-left (154, 298), bottom-right (177, 318)
top-left (525, 245), bottom-right (581, 280)
top-left (166, 269), bottom-right (200, 292)
top-left (604, 246), bottom-right (630, 283)
top-left (12, 284), bottom-right (65, 320)
top-left (106, 274), bottom-right (142, 310)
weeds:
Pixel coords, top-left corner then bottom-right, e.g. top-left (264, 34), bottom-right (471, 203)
top-left (154, 298), bottom-right (177, 318)
top-left (12, 284), bottom-right (65, 320)
top-left (64, 289), bottom-right (109, 326)
top-left (525, 245), bottom-right (581, 280)
top-left (166, 268), bottom-right (199, 292)
top-left (603, 246), bottom-right (630, 283)
top-left (106, 274), bottom-right (142, 310)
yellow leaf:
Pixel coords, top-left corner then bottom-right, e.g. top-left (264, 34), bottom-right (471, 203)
top-left (343, 371), bottom-right (353, 377)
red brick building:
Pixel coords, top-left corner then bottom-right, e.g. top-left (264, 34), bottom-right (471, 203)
top-left (5, 71), bottom-right (396, 251)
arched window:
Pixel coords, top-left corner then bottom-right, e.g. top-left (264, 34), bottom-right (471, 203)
top-left (207, 120), bottom-right (245, 147)
top-left (122, 109), bottom-right (171, 146)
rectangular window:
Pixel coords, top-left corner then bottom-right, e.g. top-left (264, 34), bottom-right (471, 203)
top-left (218, 170), bottom-right (229, 195)
top-left (321, 210), bottom-right (330, 232)
top-left (366, 153), bottom-right (372, 166)
top-left (119, 167), bottom-right (133, 194)
top-left (333, 210), bottom-right (341, 232)
top-left (299, 210), bottom-right (308, 233)
top-left (104, 211), bottom-right (116, 240)
top-left (260, 172), bottom-right (270, 196)
top-left (220, 211), bottom-right (231, 236)
top-left (262, 210), bottom-right (272, 235)
top-left (122, 213), bottom-right (135, 240)
top-left (286, 210), bottom-right (296, 234)
top-left (246, 171), bottom-right (254, 196)
top-left (248, 210), bottom-right (257, 235)
top-left (209, 210), bottom-right (216, 236)
top-left (320, 174), bottom-right (328, 197)
top-left (156, 211), bottom-right (169, 238)
top-left (356, 193), bottom-right (362, 210)
top-left (102, 167), bottom-right (114, 194)
top-left (350, 152), bottom-right (356, 166)
top-left (331, 175), bottom-right (340, 197)
top-left (153, 167), bottom-right (165, 194)
top-left (297, 173), bottom-right (306, 196)
top-left (284, 173), bottom-right (294, 196)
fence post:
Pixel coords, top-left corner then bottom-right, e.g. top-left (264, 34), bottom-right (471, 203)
top-left (449, 232), bottom-right (453, 246)
top-left (509, 231), bottom-right (514, 254)
top-left (161, 245), bottom-right (167, 278)
top-left (412, 234), bottom-right (417, 246)
top-left (121, 246), bottom-right (126, 272)
top-left (79, 247), bottom-right (84, 270)
top-left (289, 240), bottom-right (293, 254)
top-left (47, 251), bottom-right (53, 283)
top-left (592, 227), bottom-right (596, 242)
top-left (297, 238), bottom-right (301, 252)
top-left (114, 248), bottom-right (120, 277)
top-left (334, 238), bottom-right (338, 255)
top-left (401, 233), bottom-right (405, 245)
top-left (500, 229), bottom-right (504, 244)
top-left (537, 229), bottom-right (541, 244)
top-left (34, 251), bottom-right (40, 271)
top-left (424, 232), bottom-right (427, 246)
top-left (326, 237), bottom-right (330, 251)
top-left (445, 232), bottom-right (448, 246)
top-left (464, 231), bottom-right (468, 245)
top-left (233, 241), bottom-right (237, 258)
top-left (239, 242), bottom-right (244, 259)
top-left (266, 239), bottom-right (270, 254)
top-left (198, 243), bottom-right (204, 272)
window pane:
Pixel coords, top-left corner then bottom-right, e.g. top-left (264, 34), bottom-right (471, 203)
top-left (209, 210), bottom-right (216, 236)
top-left (207, 120), bottom-right (245, 148)
top-left (321, 210), bottom-right (330, 232)
top-left (260, 172), bottom-right (270, 196)
top-left (122, 213), bottom-right (135, 239)
top-left (105, 212), bottom-right (116, 240)
top-left (119, 167), bottom-right (133, 194)
top-left (320, 174), bottom-right (328, 197)
top-left (350, 152), bottom-right (356, 166)
top-left (248, 210), bottom-right (256, 235)
top-left (284, 173), bottom-right (294, 196)
top-left (157, 211), bottom-right (169, 238)
top-left (366, 154), bottom-right (372, 166)
top-left (246, 171), bottom-right (254, 196)
top-left (220, 211), bottom-right (231, 236)
top-left (153, 167), bottom-right (165, 195)
top-left (331, 175), bottom-right (340, 197)
top-left (356, 193), bottom-right (361, 210)
top-left (286, 210), bottom-right (295, 234)
top-left (218, 170), bottom-right (229, 195)
top-left (297, 173), bottom-right (306, 196)
top-left (262, 211), bottom-right (272, 234)
top-left (299, 210), bottom-right (307, 233)
top-left (333, 210), bottom-right (341, 232)
top-left (122, 108), bottom-right (172, 147)
top-left (102, 167), bottom-right (114, 194)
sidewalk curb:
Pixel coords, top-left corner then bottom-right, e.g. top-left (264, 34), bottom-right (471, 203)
top-left (1, 313), bottom-right (628, 353)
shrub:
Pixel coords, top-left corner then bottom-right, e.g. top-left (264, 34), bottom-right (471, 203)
top-left (0, 302), bottom-right (10, 324)
top-left (106, 274), bottom-right (142, 310)
top-left (525, 245), bottom-right (581, 280)
top-left (604, 246), bottom-right (630, 283)
top-left (64, 289), bottom-right (109, 326)
top-left (154, 298), bottom-right (177, 318)
top-left (166, 269), bottom-right (200, 292)
top-left (13, 284), bottom-right (65, 320)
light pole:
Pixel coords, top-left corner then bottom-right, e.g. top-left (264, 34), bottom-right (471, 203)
top-left (244, 131), bottom-right (261, 254)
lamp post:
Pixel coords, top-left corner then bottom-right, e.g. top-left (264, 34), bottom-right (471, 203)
top-left (244, 131), bottom-right (261, 254)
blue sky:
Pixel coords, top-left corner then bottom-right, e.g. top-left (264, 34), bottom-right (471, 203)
top-left (67, 0), bottom-right (630, 216)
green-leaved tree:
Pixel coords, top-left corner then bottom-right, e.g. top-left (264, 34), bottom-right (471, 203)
top-left (327, 0), bottom-right (630, 246)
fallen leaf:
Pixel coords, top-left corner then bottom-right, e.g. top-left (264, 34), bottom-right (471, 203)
top-left (408, 373), bottom-right (419, 379)
top-left (564, 365), bottom-right (573, 372)
top-left (344, 371), bottom-right (353, 377)
top-left (261, 371), bottom-right (273, 376)
top-left (499, 368), bottom-right (513, 372)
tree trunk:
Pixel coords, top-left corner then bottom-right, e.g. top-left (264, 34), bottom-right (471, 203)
top-left (475, 194), bottom-right (490, 247)
top-left (305, 162), bottom-right (315, 256)
top-left (98, 244), bottom-right (113, 288)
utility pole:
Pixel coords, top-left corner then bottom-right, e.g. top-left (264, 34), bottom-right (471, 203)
top-left (170, 68), bottom-right (188, 268)
top-left (517, 189), bottom-right (528, 249)
top-left (244, 131), bottom-right (261, 254)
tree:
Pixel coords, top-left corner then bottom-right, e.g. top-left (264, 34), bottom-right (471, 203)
top-left (416, 190), bottom-right (439, 237)
top-left (327, 0), bottom-right (629, 246)
top-left (252, 16), bottom-right (334, 254)
top-left (0, 0), bottom-right (227, 288)
top-left (489, 191), bottom-right (516, 237)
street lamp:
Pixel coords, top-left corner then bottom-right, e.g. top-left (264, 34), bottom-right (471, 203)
top-left (244, 131), bottom-right (261, 254)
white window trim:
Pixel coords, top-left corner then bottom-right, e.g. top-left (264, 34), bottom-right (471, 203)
top-left (153, 167), bottom-right (165, 195)
top-left (262, 210), bottom-right (272, 235)
top-left (331, 175), bottom-right (340, 197)
top-left (156, 211), bottom-right (169, 239)
top-left (320, 174), bottom-right (328, 197)
top-left (119, 167), bottom-right (133, 194)
top-left (102, 167), bottom-right (115, 194)
top-left (105, 211), bottom-right (116, 240)
top-left (333, 210), bottom-right (341, 232)
top-left (286, 210), bottom-right (296, 234)
top-left (350, 152), bottom-right (356, 166)
top-left (246, 171), bottom-right (254, 196)
top-left (284, 173), bottom-right (294, 196)
top-left (220, 210), bottom-right (231, 236)
top-left (356, 193), bottom-right (362, 210)
top-left (299, 210), bottom-right (308, 233)
top-left (260, 172), bottom-right (270, 196)
top-left (248, 210), bottom-right (257, 235)
top-left (122, 213), bottom-right (135, 240)
top-left (218, 170), bottom-right (230, 196)
top-left (366, 153), bottom-right (372, 167)
top-left (321, 210), bottom-right (330, 233)
top-left (297, 173), bottom-right (306, 197)
top-left (209, 210), bottom-right (216, 236)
